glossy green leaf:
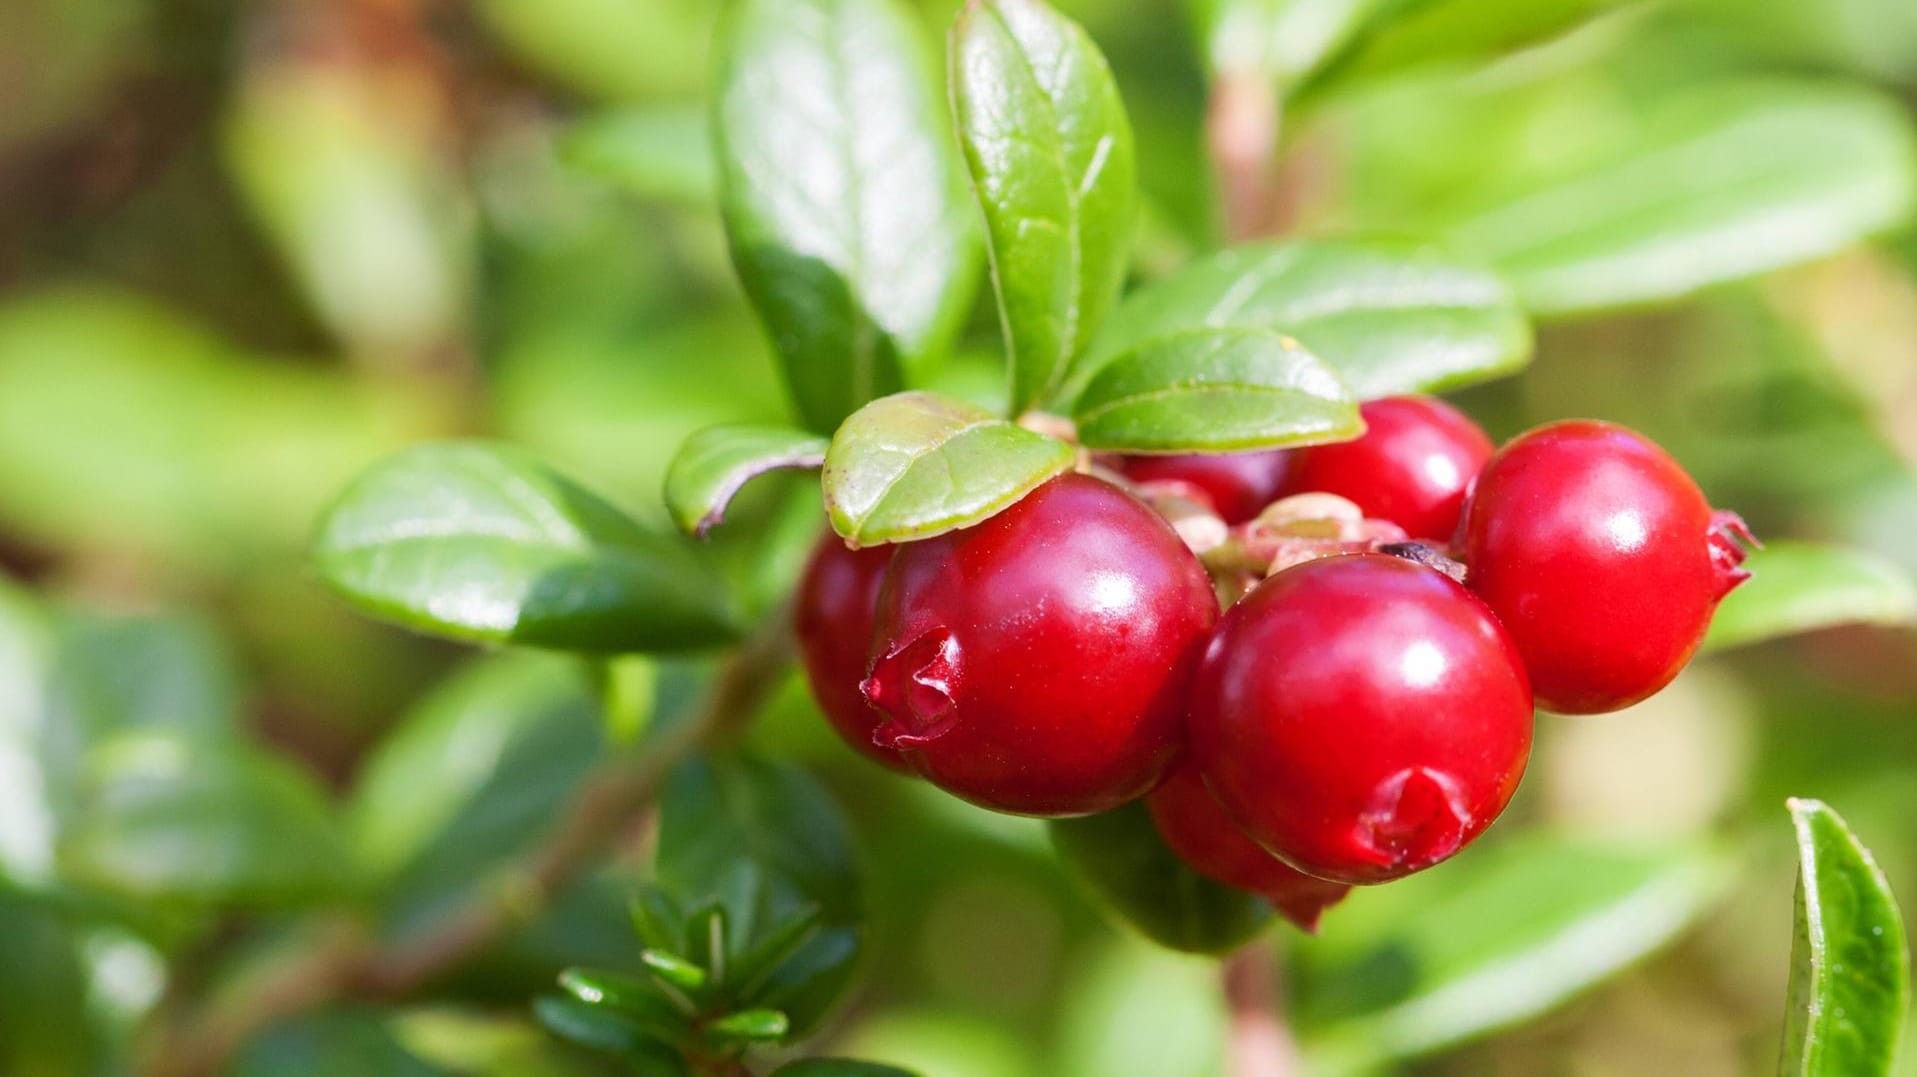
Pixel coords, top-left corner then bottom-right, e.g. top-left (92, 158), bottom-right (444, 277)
top-left (533, 995), bottom-right (690, 1074)
top-left (664, 425), bottom-right (828, 538)
top-left (1446, 81), bottom-right (1917, 317)
top-left (715, 0), bottom-right (978, 432)
top-left (1073, 327), bottom-right (1360, 452)
top-left (822, 391), bottom-right (1074, 546)
top-left (640, 949), bottom-right (711, 995)
top-left (1189, 0), bottom-right (1379, 83)
top-left (706, 1008), bottom-right (790, 1044)
top-left (952, 0), bottom-right (1137, 412)
top-left (1074, 240), bottom-right (1531, 400)
top-left (774, 1061), bottom-right (919, 1077)
top-left (561, 106), bottom-right (714, 206)
top-left (1780, 798), bottom-right (1909, 1077)
top-left (558, 969), bottom-right (687, 1039)
top-left (1308, 0), bottom-right (1635, 91)
top-left (1705, 542), bottom-right (1917, 652)
top-left (1048, 801), bottom-right (1274, 955)
top-left (313, 441), bottom-right (739, 653)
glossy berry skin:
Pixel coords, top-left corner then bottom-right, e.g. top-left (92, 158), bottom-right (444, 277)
top-left (1459, 420), bottom-right (1752, 715)
top-left (1284, 395), bottom-right (1492, 540)
top-left (863, 473), bottom-right (1217, 816)
top-left (1147, 762), bottom-right (1350, 931)
top-left (1117, 450), bottom-right (1293, 524)
top-left (794, 536), bottom-right (906, 771)
top-left (1190, 554), bottom-right (1533, 885)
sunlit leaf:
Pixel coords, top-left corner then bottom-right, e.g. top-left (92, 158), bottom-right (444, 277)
top-left (1705, 542), bottom-right (1917, 652)
top-left (664, 425), bottom-right (828, 538)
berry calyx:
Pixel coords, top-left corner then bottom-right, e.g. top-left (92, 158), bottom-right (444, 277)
top-left (1117, 450), bottom-right (1294, 524)
top-left (1283, 395), bottom-right (1493, 541)
top-left (794, 536), bottom-right (907, 771)
top-left (863, 473), bottom-right (1217, 816)
top-left (1458, 420), bottom-right (1755, 715)
top-left (1146, 762), bottom-right (1350, 931)
top-left (1189, 554), bottom-right (1533, 885)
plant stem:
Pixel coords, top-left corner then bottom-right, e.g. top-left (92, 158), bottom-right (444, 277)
top-left (1207, 71), bottom-right (1283, 243)
top-left (1223, 940), bottom-right (1303, 1077)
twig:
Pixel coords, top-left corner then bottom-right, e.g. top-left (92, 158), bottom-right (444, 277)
top-left (1223, 941), bottom-right (1303, 1077)
top-left (1206, 71), bottom-right (1283, 243)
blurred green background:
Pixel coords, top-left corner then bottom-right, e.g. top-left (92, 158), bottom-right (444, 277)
top-left (3, 0), bottom-right (1917, 1073)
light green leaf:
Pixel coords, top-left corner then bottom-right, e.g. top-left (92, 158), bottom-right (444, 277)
top-left (1189, 0), bottom-right (1379, 84)
top-left (1780, 798), bottom-right (1909, 1077)
top-left (822, 391), bottom-right (1073, 546)
top-left (1309, 0), bottom-right (1637, 91)
top-left (1447, 81), bottom-right (1917, 317)
top-left (663, 425), bottom-right (829, 538)
top-left (706, 1008), bottom-right (790, 1044)
top-left (1073, 327), bottom-right (1359, 452)
top-left (561, 106), bottom-right (714, 206)
top-left (952, 0), bottom-right (1136, 412)
top-left (1705, 542), bottom-right (1917, 653)
top-left (1075, 239), bottom-right (1531, 400)
top-left (715, 0), bottom-right (978, 432)
top-left (313, 441), bottom-right (739, 653)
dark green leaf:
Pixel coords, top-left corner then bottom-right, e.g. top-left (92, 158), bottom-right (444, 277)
top-left (1188, 0), bottom-right (1380, 84)
top-left (706, 1007), bottom-right (790, 1044)
top-left (232, 1008), bottom-right (444, 1077)
top-left (1073, 327), bottom-right (1359, 452)
top-left (561, 106), bottom-right (714, 206)
top-left (1048, 801), bottom-right (1274, 955)
top-left (313, 441), bottom-right (739, 653)
top-left (664, 425), bottom-right (829, 538)
top-left (630, 888), bottom-right (687, 953)
top-left (715, 0), bottom-right (978, 431)
top-left (733, 904), bottom-right (824, 998)
top-left (774, 1060), bottom-right (919, 1077)
top-left (746, 925), bottom-right (861, 1038)
top-left (822, 391), bottom-right (1073, 546)
top-left (1780, 798), bottom-right (1909, 1077)
top-left (534, 995), bottom-right (690, 1074)
top-left (1706, 543), bottom-right (1917, 652)
top-left (952, 0), bottom-right (1136, 412)
top-left (1075, 240), bottom-right (1531, 400)
top-left (558, 969), bottom-right (690, 1039)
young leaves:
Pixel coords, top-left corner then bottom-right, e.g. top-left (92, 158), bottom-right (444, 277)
top-left (1074, 240), bottom-right (1532, 401)
top-left (1780, 799), bottom-right (1909, 1077)
top-left (1704, 543), bottom-right (1917, 653)
top-left (664, 425), bottom-right (829, 538)
top-left (313, 442), bottom-right (738, 653)
top-left (823, 391), bottom-right (1073, 546)
top-left (715, 0), bottom-right (978, 432)
top-left (952, 0), bottom-right (1138, 413)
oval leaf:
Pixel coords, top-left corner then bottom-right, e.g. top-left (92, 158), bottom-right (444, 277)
top-left (1048, 801), bottom-right (1274, 955)
top-left (561, 106), bottom-right (715, 207)
top-left (952, 0), bottom-right (1137, 412)
top-left (664, 425), bottom-right (829, 538)
top-left (1447, 81), bottom-right (1917, 317)
top-left (1780, 798), bottom-right (1909, 1077)
top-left (1073, 327), bottom-right (1359, 452)
top-left (774, 1061), bottom-right (919, 1077)
top-left (1305, 0), bottom-right (1633, 93)
top-left (313, 441), bottom-right (738, 653)
top-left (823, 391), bottom-right (1074, 546)
top-left (1705, 542), bottom-right (1917, 653)
top-left (715, 0), bottom-right (979, 432)
top-left (1191, 0), bottom-right (1379, 84)
top-left (1075, 239), bottom-right (1531, 400)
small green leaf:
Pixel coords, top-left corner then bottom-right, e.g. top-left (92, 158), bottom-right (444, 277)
top-left (561, 106), bottom-right (714, 206)
top-left (706, 1008), bottom-right (791, 1045)
top-left (640, 949), bottom-right (710, 995)
top-left (952, 0), bottom-right (1137, 412)
top-left (1780, 798), bottom-right (1909, 1077)
top-left (313, 441), bottom-right (738, 653)
top-left (1048, 801), bottom-right (1274, 955)
top-left (1189, 0), bottom-right (1380, 84)
top-left (715, 0), bottom-right (979, 432)
top-left (231, 1008), bottom-right (442, 1077)
top-left (822, 391), bottom-right (1073, 546)
top-left (774, 1061), bottom-right (919, 1077)
top-left (1307, 0), bottom-right (1635, 92)
top-left (558, 969), bottom-right (689, 1040)
top-left (1447, 81), bottom-right (1917, 317)
top-left (630, 889), bottom-right (686, 954)
top-left (733, 904), bottom-right (824, 998)
top-left (534, 995), bottom-right (690, 1074)
top-left (1073, 327), bottom-right (1360, 452)
top-left (1706, 543), bottom-right (1917, 652)
top-left (664, 425), bottom-right (829, 538)
top-left (1075, 240), bottom-right (1531, 400)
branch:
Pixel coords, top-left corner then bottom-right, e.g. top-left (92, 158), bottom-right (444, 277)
top-left (1223, 941), bottom-right (1303, 1077)
top-left (1206, 71), bottom-right (1283, 243)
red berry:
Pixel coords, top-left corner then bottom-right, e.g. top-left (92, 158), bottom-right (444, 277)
top-left (1116, 450), bottom-right (1293, 524)
top-left (1190, 554), bottom-right (1533, 884)
top-left (863, 473), bottom-right (1217, 816)
top-left (1284, 395), bottom-right (1492, 541)
top-left (794, 535), bottom-right (907, 771)
top-left (1458, 420), bottom-right (1753, 715)
top-left (1146, 762), bottom-right (1350, 931)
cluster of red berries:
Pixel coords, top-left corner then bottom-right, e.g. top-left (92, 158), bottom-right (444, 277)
top-left (796, 397), bottom-right (1755, 929)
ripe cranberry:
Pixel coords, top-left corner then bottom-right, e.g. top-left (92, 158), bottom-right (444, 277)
top-left (863, 473), bottom-right (1217, 816)
top-left (794, 535), bottom-right (906, 771)
top-left (1459, 420), bottom-right (1753, 715)
top-left (1284, 395), bottom-right (1492, 540)
top-left (1116, 450), bottom-right (1293, 524)
top-left (1146, 762), bottom-right (1350, 931)
top-left (1190, 554), bottom-right (1532, 885)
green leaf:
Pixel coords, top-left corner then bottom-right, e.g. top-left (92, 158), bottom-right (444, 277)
top-left (774, 1061), bottom-right (919, 1077)
top-left (558, 969), bottom-right (688, 1040)
top-left (1075, 240), bottom-right (1531, 401)
top-left (1446, 81), bottom-right (1917, 317)
top-left (1706, 543), bottom-right (1917, 653)
top-left (533, 995), bottom-right (690, 1074)
top-left (561, 106), bottom-right (714, 206)
top-left (313, 441), bottom-right (739, 653)
top-left (1308, 0), bottom-right (1635, 91)
top-left (706, 1008), bottom-right (790, 1044)
top-left (951, 0), bottom-right (1137, 412)
top-left (822, 391), bottom-right (1073, 546)
top-left (715, 0), bottom-right (979, 432)
top-left (1294, 835), bottom-right (1729, 1070)
top-left (640, 949), bottom-right (711, 995)
top-left (664, 425), bottom-right (829, 538)
top-left (1073, 327), bottom-right (1360, 452)
top-left (1048, 801), bottom-right (1274, 955)
top-left (232, 1009), bottom-right (444, 1077)
top-left (1780, 798), bottom-right (1909, 1077)
top-left (1189, 0), bottom-right (1380, 84)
